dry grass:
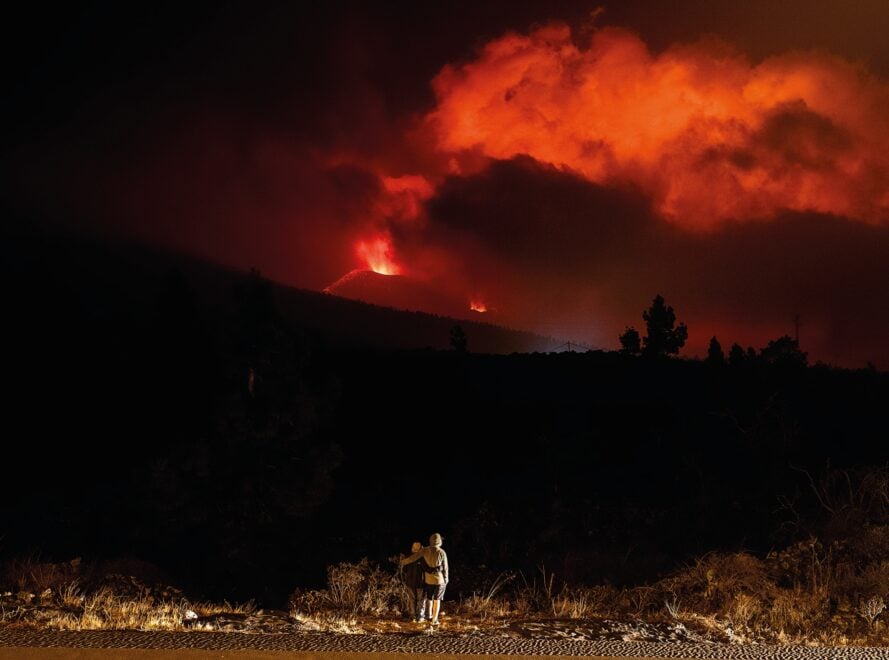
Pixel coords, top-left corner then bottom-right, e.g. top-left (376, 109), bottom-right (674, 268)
top-left (0, 561), bottom-right (260, 633)
top-left (456, 572), bottom-right (515, 619)
top-left (552, 585), bottom-right (617, 619)
top-left (455, 568), bottom-right (619, 622)
top-left (516, 566), bottom-right (557, 613)
top-left (8, 535), bottom-right (889, 645)
top-left (458, 593), bottom-right (513, 618)
top-left (36, 586), bottom-right (258, 632)
top-left (51, 588), bottom-right (189, 631)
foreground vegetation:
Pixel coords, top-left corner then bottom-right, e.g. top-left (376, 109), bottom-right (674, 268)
top-left (288, 532), bottom-right (889, 646)
top-left (5, 530), bottom-right (889, 646)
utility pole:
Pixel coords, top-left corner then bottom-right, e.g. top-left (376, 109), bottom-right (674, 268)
top-left (554, 341), bottom-right (593, 353)
top-left (793, 314), bottom-right (801, 345)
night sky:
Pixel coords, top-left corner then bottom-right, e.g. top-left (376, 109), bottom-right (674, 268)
top-left (4, 1), bottom-right (889, 367)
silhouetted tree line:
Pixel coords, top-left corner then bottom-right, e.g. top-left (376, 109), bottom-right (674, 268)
top-left (620, 294), bottom-right (807, 368)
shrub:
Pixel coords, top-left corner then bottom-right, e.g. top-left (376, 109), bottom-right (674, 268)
top-left (857, 595), bottom-right (886, 628)
top-left (1, 557), bottom-right (81, 594)
top-left (292, 559), bottom-right (405, 616)
top-left (659, 552), bottom-right (775, 614)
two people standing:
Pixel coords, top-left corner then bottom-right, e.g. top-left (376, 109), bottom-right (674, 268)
top-left (400, 532), bottom-right (449, 625)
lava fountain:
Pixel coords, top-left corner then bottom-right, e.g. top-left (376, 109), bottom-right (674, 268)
top-left (356, 236), bottom-right (401, 275)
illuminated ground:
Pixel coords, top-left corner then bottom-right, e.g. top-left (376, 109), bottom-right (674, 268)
top-left (2, 628), bottom-right (889, 659)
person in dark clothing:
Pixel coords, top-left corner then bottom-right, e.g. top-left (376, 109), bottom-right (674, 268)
top-left (402, 541), bottom-right (426, 622)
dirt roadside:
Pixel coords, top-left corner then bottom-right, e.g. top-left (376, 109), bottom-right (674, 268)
top-left (0, 652), bottom-right (637, 660)
top-left (1, 628), bottom-right (884, 659)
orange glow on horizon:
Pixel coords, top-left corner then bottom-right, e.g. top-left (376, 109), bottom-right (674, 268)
top-left (356, 236), bottom-right (401, 275)
top-left (470, 300), bottom-right (488, 313)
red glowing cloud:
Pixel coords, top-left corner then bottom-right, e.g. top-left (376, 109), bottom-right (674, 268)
top-left (426, 24), bottom-right (889, 227)
top-left (380, 175), bottom-right (435, 224)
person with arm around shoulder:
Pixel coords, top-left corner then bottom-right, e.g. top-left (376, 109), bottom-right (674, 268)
top-left (400, 532), bottom-right (449, 625)
top-left (424, 533), bottom-right (448, 625)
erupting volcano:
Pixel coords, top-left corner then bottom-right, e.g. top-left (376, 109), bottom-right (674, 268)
top-left (14, 2), bottom-right (889, 366)
top-left (324, 234), bottom-right (471, 319)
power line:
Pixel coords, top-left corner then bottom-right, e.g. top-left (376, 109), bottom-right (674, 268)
top-left (552, 340), bottom-right (595, 353)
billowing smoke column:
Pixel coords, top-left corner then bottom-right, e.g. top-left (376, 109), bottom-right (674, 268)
top-left (338, 174), bottom-right (432, 278)
top-left (425, 24), bottom-right (889, 227)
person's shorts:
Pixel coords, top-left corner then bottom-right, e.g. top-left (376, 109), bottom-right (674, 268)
top-left (424, 583), bottom-right (446, 600)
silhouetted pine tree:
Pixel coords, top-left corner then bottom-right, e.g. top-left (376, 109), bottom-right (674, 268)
top-left (707, 336), bottom-right (725, 365)
top-left (619, 326), bottom-right (642, 355)
top-left (641, 294), bottom-right (688, 357)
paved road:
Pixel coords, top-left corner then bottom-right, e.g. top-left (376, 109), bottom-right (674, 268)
top-left (2, 629), bottom-right (889, 659)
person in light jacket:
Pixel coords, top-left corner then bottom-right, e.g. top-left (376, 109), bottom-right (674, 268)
top-left (400, 532), bottom-right (448, 625)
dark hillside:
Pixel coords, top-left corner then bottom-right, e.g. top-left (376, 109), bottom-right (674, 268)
top-left (2, 225), bottom-right (888, 606)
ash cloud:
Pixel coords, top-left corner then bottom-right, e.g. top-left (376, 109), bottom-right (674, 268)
top-left (426, 24), bottom-right (889, 225)
top-left (427, 156), bottom-right (656, 275)
top-left (753, 101), bottom-right (854, 170)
